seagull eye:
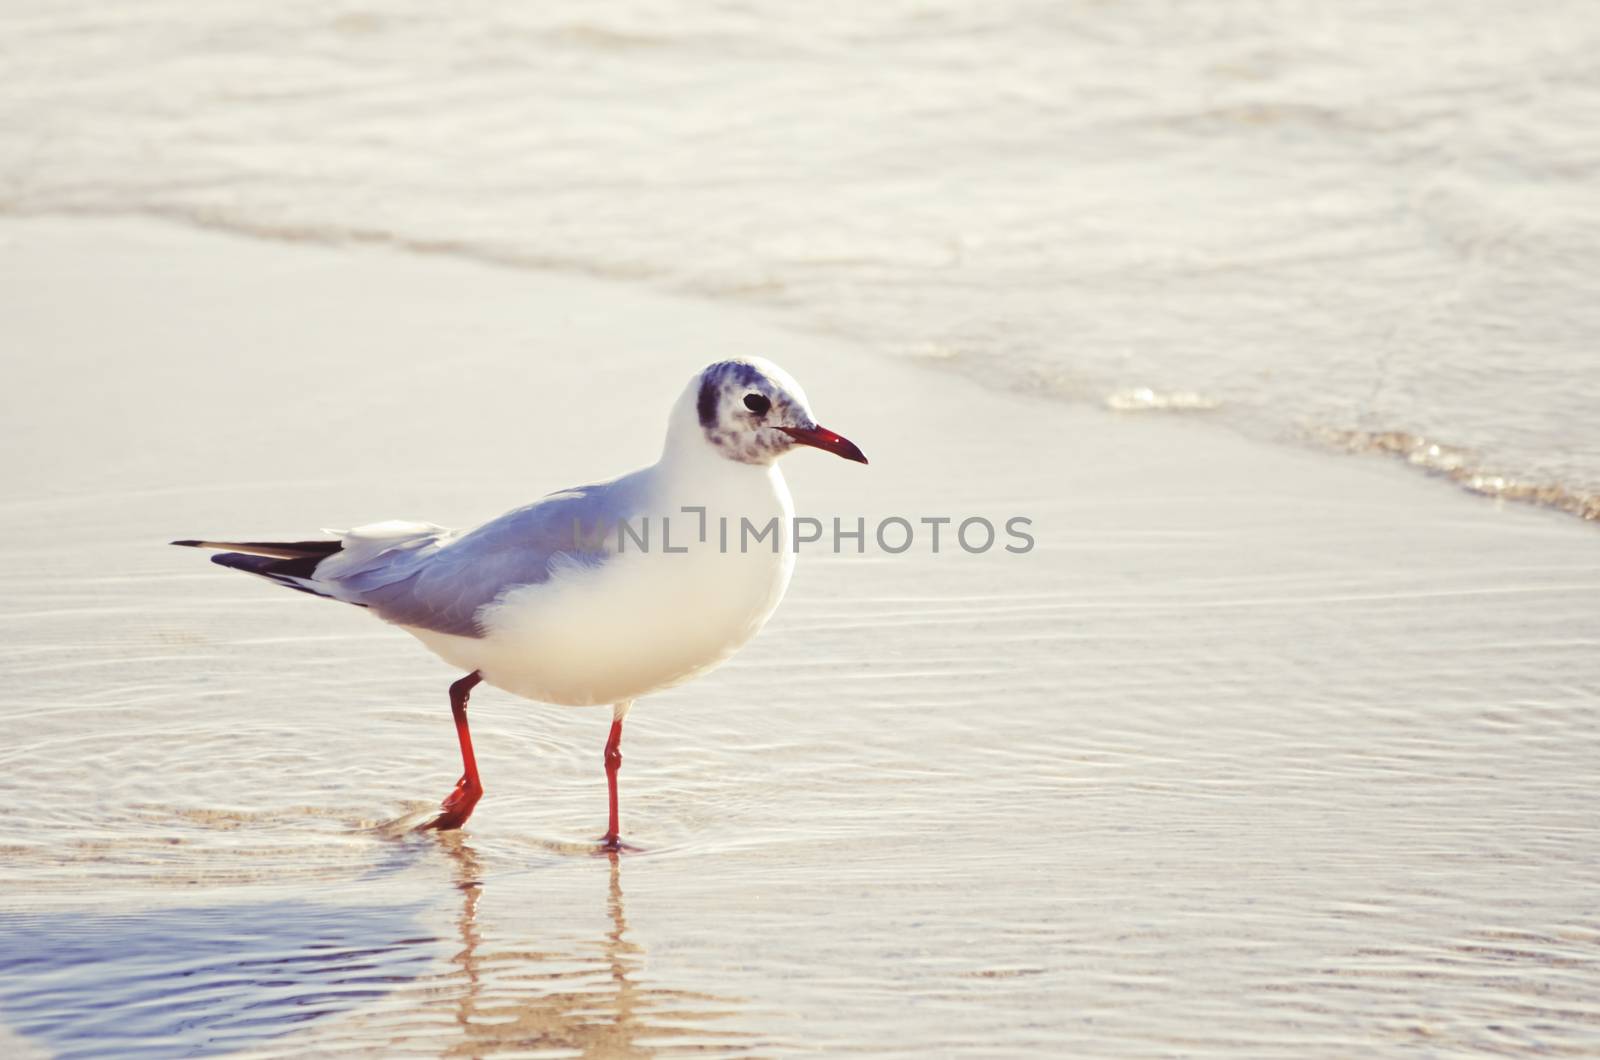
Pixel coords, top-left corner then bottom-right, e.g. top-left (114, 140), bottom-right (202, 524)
top-left (743, 393), bottom-right (770, 415)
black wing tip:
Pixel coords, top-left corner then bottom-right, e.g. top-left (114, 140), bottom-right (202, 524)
top-left (169, 538), bottom-right (343, 559)
top-left (209, 551), bottom-right (271, 573)
top-left (208, 550), bottom-right (351, 603)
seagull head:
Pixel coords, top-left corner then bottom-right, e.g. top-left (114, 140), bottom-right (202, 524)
top-left (674, 358), bottom-right (868, 467)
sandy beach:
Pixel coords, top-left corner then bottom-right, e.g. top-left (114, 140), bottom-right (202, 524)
top-left (1, 216), bottom-right (1597, 1055)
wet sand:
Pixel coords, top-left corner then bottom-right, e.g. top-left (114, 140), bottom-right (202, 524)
top-left (2, 217), bottom-right (1599, 1055)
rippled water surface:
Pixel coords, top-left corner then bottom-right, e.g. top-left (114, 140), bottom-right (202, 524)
top-left (2, 220), bottom-right (1599, 1055)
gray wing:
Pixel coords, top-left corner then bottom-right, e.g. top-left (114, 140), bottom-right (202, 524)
top-left (315, 471), bottom-right (649, 637)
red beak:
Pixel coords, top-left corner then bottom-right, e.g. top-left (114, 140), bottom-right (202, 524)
top-left (778, 424), bottom-right (869, 464)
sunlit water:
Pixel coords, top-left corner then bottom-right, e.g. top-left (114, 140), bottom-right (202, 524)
top-left (2, 0), bottom-right (1599, 514)
top-left (3, 2), bottom-right (1600, 1053)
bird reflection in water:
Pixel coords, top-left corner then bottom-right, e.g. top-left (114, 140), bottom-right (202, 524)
top-left (429, 833), bottom-right (753, 1057)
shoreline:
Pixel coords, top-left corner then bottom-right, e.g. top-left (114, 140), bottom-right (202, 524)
top-left (9, 206), bottom-right (1596, 533)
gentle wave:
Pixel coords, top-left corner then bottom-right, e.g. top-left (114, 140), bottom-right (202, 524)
top-left (3, 1), bottom-right (1597, 525)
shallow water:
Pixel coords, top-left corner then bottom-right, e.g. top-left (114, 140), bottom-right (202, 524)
top-left (3, 220), bottom-right (1600, 1054)
top-left (3, 0), bottom-right (1599, 515)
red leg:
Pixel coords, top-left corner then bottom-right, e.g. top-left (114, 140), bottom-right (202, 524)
top-left (600, 718), bottom-right (624, 848)
top-left (421, 671), bottom-right (483, 832)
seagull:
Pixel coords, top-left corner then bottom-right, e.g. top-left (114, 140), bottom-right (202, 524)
top-left (174, 358), bottom-right (866, 846)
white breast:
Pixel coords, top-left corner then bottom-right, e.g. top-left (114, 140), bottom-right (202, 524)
top-left (403, 466), bottom-right (796, 706)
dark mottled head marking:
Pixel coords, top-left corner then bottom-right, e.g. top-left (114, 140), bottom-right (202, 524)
top-left (690, 358), bottom-right (814, 465)
top-left (697, 375), bottom-right (718, 428)
top-left (697, 360), bottom-right (765, 428)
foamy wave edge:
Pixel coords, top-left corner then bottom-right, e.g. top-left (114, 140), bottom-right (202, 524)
top-left (1314, 427), bottom-right (1600, 524)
